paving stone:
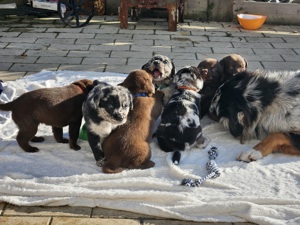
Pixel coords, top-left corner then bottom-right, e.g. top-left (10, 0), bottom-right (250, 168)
top-left (0, 216), bottom-right (50, 225)
top-left (172, 46), bottom-right (212, 54)
top-left (36, 56), bottom-right (82, 64)
top-left (58, 64), bottom-right (106, 72)
top-left (212, 47), bottom-right (253, 55)
top-left (9, 27), bottom-right (47, 33)
top-left (4, 205), bottom-right (92, 217)
top-left (26, 50), bottom-right (68, 57)
top-left (0, 31), bottom-right (21, 37)
top-left (133, 34), bottom-right (171, 41)
top-left (0, 55), bottom-right (38, 63)
top-left (68, 50), bottom-right (110, 58)
top-left (281, 54), bottom-right (300, 62)
top-left (131, 45), bottom-right (171, 52)
top-left (0, 49), bottom-right (27, 56)
top-left (208, 36), bottom-right (247, 42)
top-left (0, 71), bottom-right (25, 81)
top-left (51, 217), bottom-right (141, 225)
top-left (46, 28), bottom-right (84, 33)
top-left (253, 48), bottom-right (297, 55)
top-left (6, 43), bottom-right (48, 50)
top-left (36, 38), bottom-right (76, 45)
top-left (19, 32), bottom-right (57, 39)
top-left (245, 37), bottom-right (284, 43)
top-left (1, 37), bottom-right (37, 43)
top-left (57, 33), bottom-right (95, 39)
top-left (282, 37), bottom-right (300, 43)
top-left (82, 57), bottom-right (127, 65)
top-left (92, 207), bottom-right (151, 219)
top-left (232, 42), bottom-right (273, 49)
top-left (89, 45), bottom-right (130, 51)
top-left (194, 41), bottom-right (233, 48)
top-left (118, 29), bottom-right (154, 35)
top-left (110, 51), bottom-right (153, 59)
top-left (48, 44), bottom-right (89, 51)
top-left (271, 43), bottom-right (300, 49)
top-left (155, 40), bottom-right (194, 47)
top-left (9, 63), bottom-right (59, 72)
top-left (0, 62), bottom-right (13, 71)
top-left (261, 61), bottom-right (300, 70)
top-left (115, 40), bottom-right (154, 46)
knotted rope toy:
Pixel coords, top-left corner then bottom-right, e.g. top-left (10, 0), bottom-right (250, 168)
top-left (181, 146), bottom-right (221, 187)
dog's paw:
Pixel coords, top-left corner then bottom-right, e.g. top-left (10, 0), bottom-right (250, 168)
top-left (237, 149), bottom-right (263, 162)
top-left (70, 144), bottom-right (81, 151)
top-left (196, 136), bottom-right (211, 149)
top-left (96, 158), bottom-right (106, 167)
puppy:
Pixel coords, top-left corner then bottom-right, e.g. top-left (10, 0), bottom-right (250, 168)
top-left (219, 54), bottom-right (248, 81)
top-left (197, 58), bottom-right (224, 117)
top-left (82, 81), bottom-right (133, 165)
top-left (209, 70), bottom-right (300, 162)
top-left (155, 66), bottom-right (210, 165)
top-left (0, 79), bottom-right (94, 152)
top-left (102, 70), bottom-right (164, 173)
top-left (142, 54), bottom-right (176, 104)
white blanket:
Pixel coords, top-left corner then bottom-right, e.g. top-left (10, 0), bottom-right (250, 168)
top-left (0, 71), bottom-right (299, 225)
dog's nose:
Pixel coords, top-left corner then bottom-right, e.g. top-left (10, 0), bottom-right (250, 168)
top-left (114, 113), bottom-right (123, 121)
top-left (153, 61), bottom-right (159, 66)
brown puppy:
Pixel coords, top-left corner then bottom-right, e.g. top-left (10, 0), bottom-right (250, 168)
top-left (219, 54), bottom-right (248, 81)
top-left (0, 79), bottom-right (94, 152)
top-left (102, 70), bottom-right (164, 173)
top-left (197, 58), bottom-right (224, 117)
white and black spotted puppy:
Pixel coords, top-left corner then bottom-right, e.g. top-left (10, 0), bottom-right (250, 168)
top-left (142, 55), bottom-right (176, 104)
top-left (155, 66), bottom-right (210, 164)
top-left (82, 80), bottom-right (133, 165)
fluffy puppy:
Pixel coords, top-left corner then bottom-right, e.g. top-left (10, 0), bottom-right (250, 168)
top-left (209, 70), bottom-right (300, 162)
top-left (0, 79), bottom-right (94, 152)
top-left (155, 66), bottom-right (210, 165)
top-left (219, 54), bottom-right (248, 81)
top-left (142, 54), bottom-right (176, 104)
top-left (197, 58), bottom-right (224, 117)
top-left (102, 70), bottom-right (163, 173)
top-left (82, 81), bottom-right (133, 165)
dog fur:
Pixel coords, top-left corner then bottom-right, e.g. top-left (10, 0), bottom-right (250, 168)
top-left (209, 70), bottom-right (300, 162)
top-left (101, 70), bottom-right (163, 173)
top-left (197, 58), bottom-right (224, 117)
top-left (82, 81), bottom-right (133, 164)
top-left (220, 54), bottom-right (248, 81)
top-left (155, 66), bottom-right (210, 164)
top-left (142, 54), bottom-right (176, 104)
top-left (0, 79), bottom-right (95, 152)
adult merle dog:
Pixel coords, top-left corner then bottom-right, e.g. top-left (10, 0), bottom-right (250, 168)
top-left (209, 70), bottom-right (300, 162)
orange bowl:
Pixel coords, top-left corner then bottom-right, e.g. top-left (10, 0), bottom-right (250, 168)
top-left (237, 14), bottom-right (267, 30)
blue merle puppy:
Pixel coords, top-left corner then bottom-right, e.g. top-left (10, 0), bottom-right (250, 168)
top-left (82, 80), bottom-right (133, 165)
top-left (155, 66), bottom-right (210, 164)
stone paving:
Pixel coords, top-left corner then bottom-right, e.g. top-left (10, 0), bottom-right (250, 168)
top-left (0, 13), bottom-right (299, 225)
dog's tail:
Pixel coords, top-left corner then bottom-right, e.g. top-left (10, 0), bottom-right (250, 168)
top-left (0, 102), bottom-right (14, 111)
top-left (172, 150), bottom-right (181, 165)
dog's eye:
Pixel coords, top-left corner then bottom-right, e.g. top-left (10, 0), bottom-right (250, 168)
top-left (163, 60), bottom-right (169, 64)
top-left (122, 103), bottom-right (130, 108)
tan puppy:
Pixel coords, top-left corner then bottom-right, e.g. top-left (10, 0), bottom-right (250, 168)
top-left (102, 70), bottom-right (164, 173)
top-left (0, 79), bottom-right (94, 152)
top-left (219, 54), bottom-right (248, 81)
top-left (197, 58), bottom-right (224, 117)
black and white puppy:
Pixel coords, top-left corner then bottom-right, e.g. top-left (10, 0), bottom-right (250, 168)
top-left (82, 80), bottom-right (133, 165)
top-left (209, 70), bottom-right (300, 162)
top-left (142, 54), bottom-right (176, 104)
top-left (155, 66), bottom-right (210, 164)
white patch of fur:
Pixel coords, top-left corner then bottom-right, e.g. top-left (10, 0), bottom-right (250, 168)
top-left (237, 149), bottom-right (263, 162)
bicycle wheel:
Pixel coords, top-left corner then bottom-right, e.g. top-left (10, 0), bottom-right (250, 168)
top-left (57, 0), bottom-right (94, 27)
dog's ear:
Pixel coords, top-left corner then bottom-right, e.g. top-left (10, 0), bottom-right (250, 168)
top-left (171, 62), bottom-right (176, 77)
top-left (243, 57), bottom-right (248, 69)
top-left (142, 61), bottom-right (151, 70)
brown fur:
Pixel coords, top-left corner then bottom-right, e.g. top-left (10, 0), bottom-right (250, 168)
top-left (102, 70), bottom-right (164, 173)
top-left (197, 58), bottom-right (224, 117)
top-left (253, 133), bottom-right (300, 157)
top-left (219, 54), bottom-right (248, 81)
top-left (0, 79), bottom-right (94, 152)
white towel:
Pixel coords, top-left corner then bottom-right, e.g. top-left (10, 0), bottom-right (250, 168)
top-left (0, 70), bottom-right (299, 225)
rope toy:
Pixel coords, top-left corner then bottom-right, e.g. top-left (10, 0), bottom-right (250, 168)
top-left (181, 146), bottom-right (221, 187)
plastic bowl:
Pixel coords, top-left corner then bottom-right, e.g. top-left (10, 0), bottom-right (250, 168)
top-left (237, 14), bottom-right (267, 30)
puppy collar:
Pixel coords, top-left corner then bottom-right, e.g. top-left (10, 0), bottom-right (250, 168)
top-left (75, 84), bottom-right (86, 94)
top-left (177, 86), bottom-right (198, 92)
top-left (133, 92), bottom-right (147, 97)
